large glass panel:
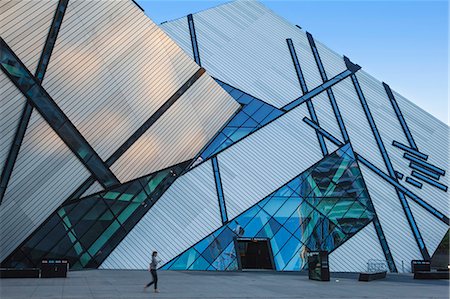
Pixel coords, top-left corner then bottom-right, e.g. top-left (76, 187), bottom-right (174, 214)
top-left (201, 227), bottom-right (234, 264)
top-left (170, 248), bottom-right (200, 270)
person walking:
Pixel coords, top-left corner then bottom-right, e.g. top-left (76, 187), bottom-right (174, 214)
top-left (144, 251), bottom-right (161, 293)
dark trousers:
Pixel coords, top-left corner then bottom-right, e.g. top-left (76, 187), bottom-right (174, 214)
top-left (146, 269), bottom-right (158, 289)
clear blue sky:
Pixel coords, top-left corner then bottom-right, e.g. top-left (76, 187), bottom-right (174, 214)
top-left (137, 0), bottom-right (449, 124)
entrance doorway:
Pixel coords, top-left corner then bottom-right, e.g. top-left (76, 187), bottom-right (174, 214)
top-left (236, 238), bottom-right (275, 270)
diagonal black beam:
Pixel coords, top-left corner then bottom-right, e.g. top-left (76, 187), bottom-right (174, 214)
top-left (35, 0), bottom-right (69, 82)
top-left (306, 32), bottom-right (353, 143)
top-left (69, 67), bottom-right (206, 199)
top-left (286, 38), bottom-right (328, 156)
top-left (383, 83), bottom-right (418, 150)
top-left (106, 68), bottom-right (205, 166)
top-left (300, 118), bottom-right (394, 272)
top-left (0, 0), bottom-right (69, 204)
top-left (281, 69), bottom-right (353, 111)
top-left (187, 14), bottom-right (201, 66)
top-left (350, 73), bottom-right (430, 260)
top-left (303, 117), bottom-right (448, 223)
top-left (0, 37), bottom-right (119, 188)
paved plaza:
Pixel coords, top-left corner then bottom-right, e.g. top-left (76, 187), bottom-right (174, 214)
top-left (1, 270), bottom-right (448, 299)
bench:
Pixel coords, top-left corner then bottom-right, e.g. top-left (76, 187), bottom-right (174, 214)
top-left (358, 271), bottom-right (387, 281)
top-left (0, 268), bottom-right (40, 278)
top-left (414, 271), bottom-right (449, 280)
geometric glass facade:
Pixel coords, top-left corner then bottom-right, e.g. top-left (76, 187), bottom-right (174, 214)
top-left (163, 144), bottom-right (375, 271)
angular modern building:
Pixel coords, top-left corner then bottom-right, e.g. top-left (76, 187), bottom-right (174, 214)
top-left (1, 0), bottom-right (448, 273)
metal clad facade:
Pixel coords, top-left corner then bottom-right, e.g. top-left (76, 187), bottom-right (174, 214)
top-left (101, 162), bottom-right (220, 269)
top-left (111, 74), bottom-right (238, 181)
top-left (329, 223), bottom-right (385, 272)
top-left (0, 0), bottom-right (57, 72)
top-left (161, 0), bottom-right (324, 107)
top-left (0, 73), bottom-right (26, 174)
top-left (360, 164), bottom-right (422, 272)
top-left (42, 0), bottom-right (201, 162)
top-left (0, 113), bottom-right (91, 262)
top-left (219, 104), bottom-right (323, 219)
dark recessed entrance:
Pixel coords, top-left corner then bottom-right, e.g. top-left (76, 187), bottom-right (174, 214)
top-left (236, 238), bottom-right (275, 270)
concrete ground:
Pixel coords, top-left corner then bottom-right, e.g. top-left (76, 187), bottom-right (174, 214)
top-left (0, 270), bottom-right (448, 299)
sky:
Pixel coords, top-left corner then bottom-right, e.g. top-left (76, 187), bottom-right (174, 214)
top-left (136, 0), bottom-right (449, 124)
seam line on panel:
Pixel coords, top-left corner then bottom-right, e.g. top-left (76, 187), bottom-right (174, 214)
top-left (131, 0), bottom-right (144, 12)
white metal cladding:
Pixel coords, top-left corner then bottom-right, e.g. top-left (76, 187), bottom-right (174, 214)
top-left (329, 223), bottom-right (385, 273)
top-left (408, 199), bottom-right (449, 256)
top-left (359, 163), bottom-right (421, 272)
top-left (42, 0), bottom-right (201, 162)
top-left (161, 0), bottom-right (325, 108)
top-left (218, 103), bottom-right (323, 220)
top-left (331, 77), bottom-right (387, 172)
top-left (110, 74), bottom-right (239, 182)
top-left (80, 181), bottom-right (103, 198)
top-left (100, 161), bottom-right (221, 269)
top-left (394, 88), bottom-right (449, 214)
top-left (158, 18), bottom-right (192, 62)
top-left (356, 71), bottom-right (449, 218)
top-left (312, 91), bottom-right (344, 143)
top-left (0, 73), bottom-right (26, 175)
top-left (0, 0), bottom-right (57, 72)
top-left (0, 112), bottom-right (90, 262)
top-left (314, 40), bottom-right (347, 80)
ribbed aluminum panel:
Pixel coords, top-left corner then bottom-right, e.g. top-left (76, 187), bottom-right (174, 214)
top-left (110, 74), bottom-right (239, 182)
top-left (0, 112), bottom-right (90, 261)
top-left (42, 0), bottom-right (201, 161)
top-left (394, 90), bottom-right (448, 213)
top-left (158, 18), bottom-right (192, 62)
top-left (325, 140), bottom-right (340, 154)
top-left (329, 223), bottom-right (385, 272)
top-left (360, 163), bottom-right (421, 272)
top-left (332, 77), bottom-right (386, 172)
top-left (0, 73), bottom-right (26, 175)
top-left (408, 199), bottom-right (449, 256)
top-left (100, 161), bottom-right (221, 269)
top-left (218, 103), bottom-right (323, 220)
top-left (314, 40), bottom-right (347, 80)
top-left (0, 0), bottom-right (57, 72)
top-left (80, 181), bottom-right (103, 198)
top-left (161, 0), bottom-right (324, 108)
top-left (357, 71), bottom-right (448, 216)
top-left (312, 92), bottom-right (344, 143)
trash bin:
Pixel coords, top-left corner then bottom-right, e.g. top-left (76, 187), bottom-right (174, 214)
top-left (307, 251), bottom-right (330, 281)
top-left (41, 260), bottom-right (68, 278)
top-left (411, 260), bottom-right (431, 273)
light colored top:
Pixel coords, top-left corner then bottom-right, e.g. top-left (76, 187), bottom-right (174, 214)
top-left (149, 256), bottom-right (161, 270)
